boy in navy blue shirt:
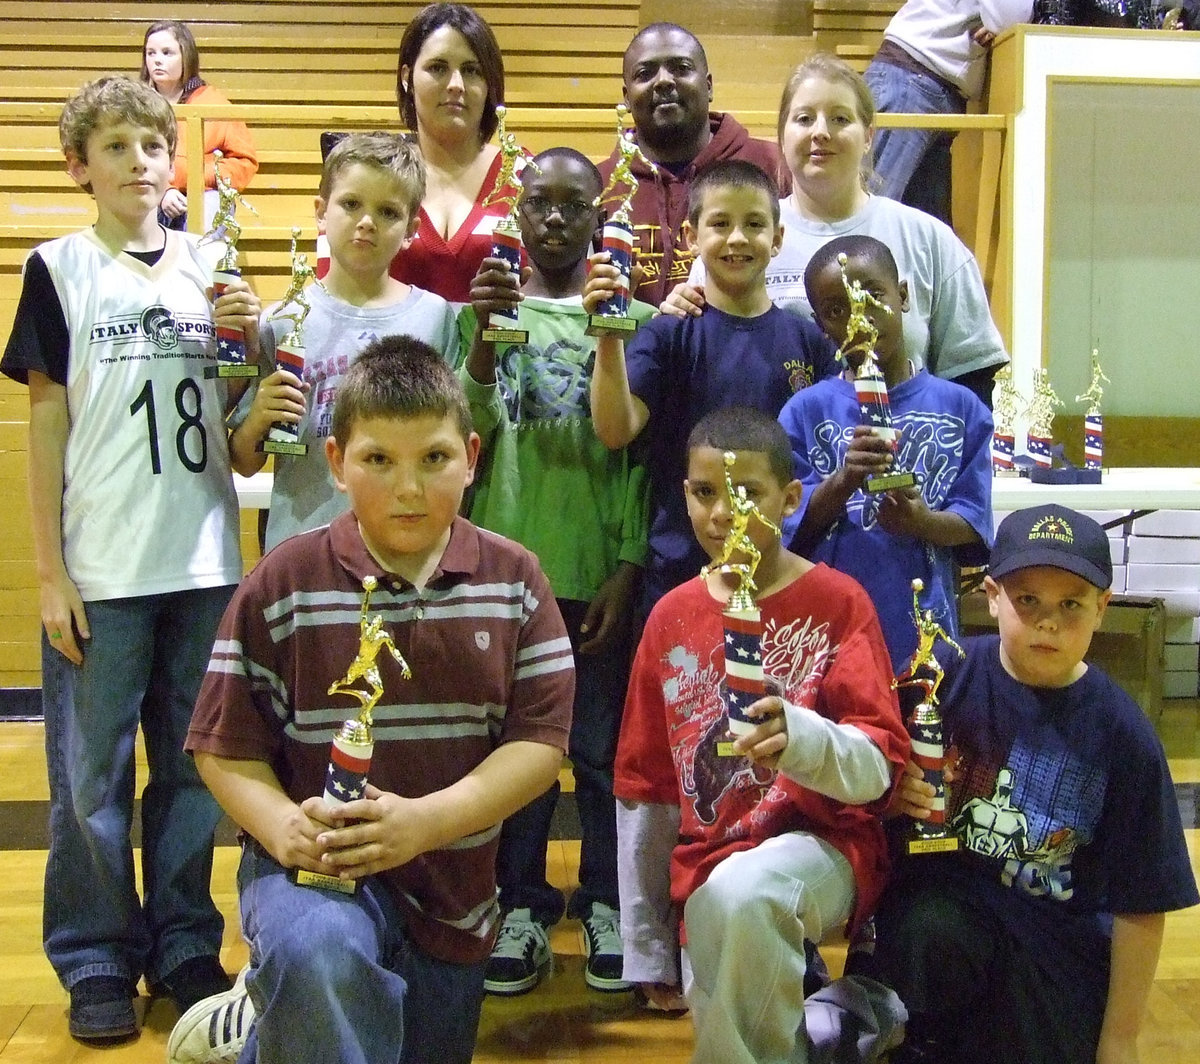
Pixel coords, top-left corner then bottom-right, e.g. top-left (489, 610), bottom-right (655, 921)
top-left (589, 159), bottom-right (838, 615)
top-left (860, 505), bottom-right (1198, 1064)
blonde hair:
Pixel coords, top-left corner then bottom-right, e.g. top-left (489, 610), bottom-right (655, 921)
top-left (59, 76), bottom-right (176, 190)
top-left (319, 132), bottom-right (426, 216)
top-left (777, 53), bottom-right (877, 190)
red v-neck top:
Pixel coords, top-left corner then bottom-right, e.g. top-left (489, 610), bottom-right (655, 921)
top-left (391, 150), bottom-right (521, 304)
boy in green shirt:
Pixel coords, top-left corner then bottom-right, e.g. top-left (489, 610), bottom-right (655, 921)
top-left (459, 146), bottom-right (653, 995)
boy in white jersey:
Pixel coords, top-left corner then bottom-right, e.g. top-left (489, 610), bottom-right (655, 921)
top-left (0, 76), bottom-right (261, 1044)
top-left (228, 132), bottom-right (458, 552)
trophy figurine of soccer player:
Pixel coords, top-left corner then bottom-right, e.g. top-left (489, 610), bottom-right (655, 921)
top-left (836, 254), bottom-right (916, 493)
top-left (701, 452), bottom-right (783, 756)
top-left (991, 371), bottom-right (1023, 476)
top-left (1075, 349), bottom-right (1110, 472)
top-left (296, 577), bottom-right (412, 894)
top-left (480, 105), bottom-right (536, 344)
top-left (587, 104), bottom-right (656, 337)
top-left (260, 228), bottom-right (316, 457)
top-left (893, 579), bottom-right (964, 855)
top-left (1024, 368), bottom-right (1063, 470)
top-left (201, 150), bottom-right (260, 380)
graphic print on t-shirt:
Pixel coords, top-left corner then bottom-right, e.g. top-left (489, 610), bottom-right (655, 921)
top-left (496, 337), bottom-right (592, 421)
top-left (809, 407), bottom-right (967, 526)
top-left (667, 613), bottom-right (836, 829)
top-left (951, 740), bottom-right (1103, 903)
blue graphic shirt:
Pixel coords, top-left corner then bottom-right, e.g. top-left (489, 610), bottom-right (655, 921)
top-left (779, 370), bottom-right (993, 671)
top-left (939, 637), bottom-right (1197, 919)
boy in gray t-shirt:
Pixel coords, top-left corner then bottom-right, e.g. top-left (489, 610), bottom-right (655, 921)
top-left (230, 133), bottom-right (458, 550)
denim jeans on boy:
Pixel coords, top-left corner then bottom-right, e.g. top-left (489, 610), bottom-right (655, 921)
top-left (236, 841), bottom-right (487, 1064)
top-left (864, 58), bottom-right (967, 227)
top-left (42, 585), bottom-right (233, 989)
top-left (494, 597), bottom-right (630, 924)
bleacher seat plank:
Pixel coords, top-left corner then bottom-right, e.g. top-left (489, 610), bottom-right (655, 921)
top-left (0, 1), bottom-right (639, 28)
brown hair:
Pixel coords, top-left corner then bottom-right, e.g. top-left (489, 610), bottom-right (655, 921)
top-left (60, 76), bottom-right (177, 189)
top-left (319, 132), bottom-right (426, 215)
top-left (396, 3), bottom-right (505, 143)
top-left (687, 405), bottom-right (795, 487)
top-left (140, 20), bottom-right (201, 89)
top-left (331, 335), bottom-right (473, 447)
top-left (686, 159), bottom-right (780, 228)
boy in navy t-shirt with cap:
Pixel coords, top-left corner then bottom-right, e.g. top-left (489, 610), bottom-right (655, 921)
top-left (860, 504), bottom-right (1198, 1064)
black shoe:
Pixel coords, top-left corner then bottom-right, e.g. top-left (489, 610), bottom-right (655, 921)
top-left (68, 975), bottom-right (137, 1044)
top-left (483, 908), bottom-right (552, 995)
top-left (581, 903), bottom-right (632, 992)
top-left (155, 956), bottom-right (233, 1015)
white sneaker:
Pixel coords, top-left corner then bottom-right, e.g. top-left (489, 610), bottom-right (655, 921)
top-left (166, 964), bottom-right (255, 1064)
top-left (483, 908), bottom-right (552, 995)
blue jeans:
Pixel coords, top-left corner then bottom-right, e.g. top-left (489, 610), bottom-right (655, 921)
top-left (864, 58), bottom-right (966, 227)
top-left (42, 585), bottom-right (233, 988)
top-left (494, 597), bottom-right (631, 924)
top-left (236, 842), bottom-right (487, 1064)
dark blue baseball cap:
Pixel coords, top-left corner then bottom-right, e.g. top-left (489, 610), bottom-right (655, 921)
top-left (989, 504), bottom-right (1112, 590)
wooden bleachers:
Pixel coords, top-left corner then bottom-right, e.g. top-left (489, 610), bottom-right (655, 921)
top-left (813, 1), bottom-right (902, 66)
top-left (0, 1), bottom-right (1001, 689)
top-left (0, 0), bottom-right (653, 687)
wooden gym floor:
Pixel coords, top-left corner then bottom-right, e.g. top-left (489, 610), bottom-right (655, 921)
top-left (0, 703), bottom-right (1197, 1062)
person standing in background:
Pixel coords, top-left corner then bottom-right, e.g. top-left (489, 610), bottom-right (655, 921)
top-left (391, 2), bottom-right (517, 304)
top-left (864, 2), bottom-right (1031, 227)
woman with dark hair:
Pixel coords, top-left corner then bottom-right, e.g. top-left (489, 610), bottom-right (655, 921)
top-left (392, 2), bottom-right (519, 303)
top-left (141, 19), bottom-right (258, 229)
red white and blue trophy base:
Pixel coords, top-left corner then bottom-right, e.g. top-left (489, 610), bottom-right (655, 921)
top-left (1084, 414), bottom-right (1103, 472)
top-left (1027, 433), bottom-right (1053, 469)
top-left (481, 220), bottom-right (528, 344)
top-left (907, 700), bottom-right (959, 855)
top-left (206, 268), bottom-right (260, 380)
top-left (259, 337), bottom-right (309, 456)
top-left (587, 219), bottom-right (639, 337)
top-left (992, 431), bottom-right (1019, 477)
top-left (717, 604), bottom-right (764, 757)
top-left (856, 360), bottom-right (916, 493)
top-left (294, 721), bottom-right (373, 894)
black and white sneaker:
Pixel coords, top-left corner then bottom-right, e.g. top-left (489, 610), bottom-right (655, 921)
top-left (166, 964), bottom-right (254, 1064)
top-left (483, 908), bottom-right (552, 995)
top-left (581, 902), bottom-right (632, 992)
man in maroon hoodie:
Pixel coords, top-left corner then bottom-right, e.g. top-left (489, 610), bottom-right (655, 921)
top-left (603, 23), bottom-right (787, 308)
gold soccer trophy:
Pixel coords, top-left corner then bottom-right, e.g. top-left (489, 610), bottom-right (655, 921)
top-left (201, 150), bottom-right (260, 380)
top-left (701, 452), bottom-right (783, 754)
top-left (260, 227), bottom-right (317, 457)
top-left (837, 254), bottom-right (916, 493)
top-left (587, 104), bottom-right (657, 337)
top-left (892, 579), bottom-right (965, 855)
top-left (480, 105), bottom-right (537, 344)
top-left (297, 577), bottom-right (412, 894)
top-left (1075, 349), bottom-right (1109, 472)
